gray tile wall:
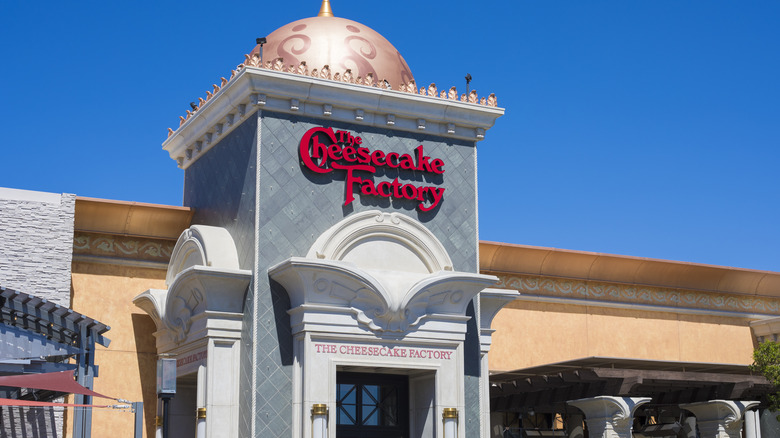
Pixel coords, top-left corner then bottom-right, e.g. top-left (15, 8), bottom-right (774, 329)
top-left (182, 114), bottom-right (259, 436)
top-left (183, 114), bottom-right (258, 271)
top-left (184, 108), bottom-right (483, 437)
top-left (253, 110), bottom-right (481, 437)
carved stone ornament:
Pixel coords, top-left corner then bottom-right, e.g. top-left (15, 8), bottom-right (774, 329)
top-left (166, 225), bottom-right (242, 287)
top-left (269, 211), bottom-right (500, 334)
top-left (479, 288), bottom-right (520, 355)
top-left (135, 225), bottom-right (251, 348)
top-left (681, 400), bottom-right (759, 438)
top-left (567, 396), bottom-right (651, 438)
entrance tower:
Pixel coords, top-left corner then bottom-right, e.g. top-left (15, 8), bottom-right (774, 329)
top-left (135, 2), bottom-right (516, 437)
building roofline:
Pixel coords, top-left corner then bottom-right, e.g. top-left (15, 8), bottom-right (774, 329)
top-left (74, 197), bottom-right (193, 240)
top-left (480, 240), bottom-right (780, 297)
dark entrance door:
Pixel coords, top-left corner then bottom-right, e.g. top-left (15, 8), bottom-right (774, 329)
top-left (336, 372), bottom-right (409, 438)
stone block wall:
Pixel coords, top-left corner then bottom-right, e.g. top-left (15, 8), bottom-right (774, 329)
top-left (0, 188), bottom-right (75, 307)
top-left (0, 187), bottom-right (75, 436)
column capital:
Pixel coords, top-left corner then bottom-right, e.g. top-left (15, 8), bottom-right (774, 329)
top-left (567, 396), bottom-right (651, 438)
top-left (680, 400), bottom-right (759, 438)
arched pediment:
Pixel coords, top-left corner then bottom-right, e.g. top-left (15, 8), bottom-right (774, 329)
top-left (135, 225), bottom-right (251, 349)
top-left (166, 225), bottom-right (241, 287)
top-left (307, 211), bottom-right (453, 273)
top-left (270, 210), bottom-right (500, 334)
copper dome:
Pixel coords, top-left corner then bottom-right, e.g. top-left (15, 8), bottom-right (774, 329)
top-left (251, 3), bottom-right (414, 89)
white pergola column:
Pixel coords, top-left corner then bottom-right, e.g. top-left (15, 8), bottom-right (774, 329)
top-left (681, 400), bottom-right (759, 438)
top-left (479, 289), bottom-right (519, 438)
top-left (745, 409), bottom-right (761, 438)
top-left (681, 415), bottom-right (697, 438)
top-left (567, 396), bottom-right (651, 438)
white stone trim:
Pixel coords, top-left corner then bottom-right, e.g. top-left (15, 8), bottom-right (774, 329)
top-left (163, 68), bottom-right (504, 169)
top-left (133, 225), bottom-right (250, 438)
top-left (750, 316), bottom-right (780, 342)
top-left (134, 266), bottom-right (250, 351)
top-left (270, 257), bottom-right (495, 334)
top-left (166, 225), bottom-right (241, 286)
top-left (478, 288), bottom-right (520, 356)
top-left (0, 187), bottom-right (63, 204)
top-left (270, 210), bottom-right (501, 438)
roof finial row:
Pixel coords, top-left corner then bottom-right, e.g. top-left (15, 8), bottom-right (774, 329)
top-left (318, 0), bottom-right (334, 17)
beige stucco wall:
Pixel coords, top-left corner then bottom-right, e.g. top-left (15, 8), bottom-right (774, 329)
top-left (488, 300), bottom-right (756, 372)
top-left (67, 261), bottom-right (165, 438)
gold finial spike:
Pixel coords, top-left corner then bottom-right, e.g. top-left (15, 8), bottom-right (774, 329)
top-left (318, 0), bottom-right (334, 17)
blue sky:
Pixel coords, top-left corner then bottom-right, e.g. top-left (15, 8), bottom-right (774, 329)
top-left (1, 1), bottom-right (778, 271)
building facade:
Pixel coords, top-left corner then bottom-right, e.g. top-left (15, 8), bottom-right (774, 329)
top-left (2, 3), bottom-right (779, 438)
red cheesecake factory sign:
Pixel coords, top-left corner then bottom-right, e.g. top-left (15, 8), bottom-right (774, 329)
top-left (299, 127), bottom-right (445, 212)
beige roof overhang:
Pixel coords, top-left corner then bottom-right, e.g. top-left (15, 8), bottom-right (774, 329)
top-left (75, 197), bottom-right (193, 240)
top-left (480, 241), bottom-right (780, 298)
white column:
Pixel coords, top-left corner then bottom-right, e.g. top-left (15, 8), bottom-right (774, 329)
top-left (311, 404), bottom-right (328, 438)
top-left (196, 365), bottom-right (206, 438)
top-left (479, 290), bottom-right (520, 438)
top-left (443, 408), bottom-right (459, 438)
top-left (480, 354), bottom-right (491, 438)
top-left (744, 409), bottom-right (761, 438)
top-left (206, 339), bottom-right (242, 438)
top-left (681, 400), bottom-right (759, 438)
top-left (567, 396), bottom-right (651, 438)
top-left (681, 415), bottom-right (697, 438)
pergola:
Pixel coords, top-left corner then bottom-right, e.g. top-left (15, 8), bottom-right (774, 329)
top-left (0, 286), bottom-right (111, 437)
top-left (490, 357), bottom-right (772, 417)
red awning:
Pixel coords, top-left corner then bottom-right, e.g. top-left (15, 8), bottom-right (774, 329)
top-left (0, 370), bottom-right (112, 399)
top-left (0, 398), bottom-right (113, 408)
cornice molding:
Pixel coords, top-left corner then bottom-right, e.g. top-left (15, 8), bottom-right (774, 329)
top-left (750, 316), bottom-right (780, 342)
top-left (270, 257), bottom-right (496, 333)
top-left (163, 68), bottom-right (504, 169)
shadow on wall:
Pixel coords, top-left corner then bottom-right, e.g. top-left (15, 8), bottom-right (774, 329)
top-left (132, 313), bottom-right (160, 438)
top-left (269, 279), bottom-right (294, 367)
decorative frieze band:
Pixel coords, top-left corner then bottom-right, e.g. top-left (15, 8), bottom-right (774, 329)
top-left (73, 232), bottom-right (175, 264)
top-left (487, 272), bottom-right (780, 316)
